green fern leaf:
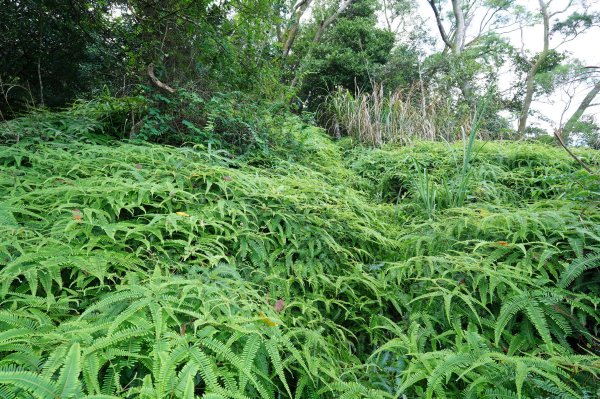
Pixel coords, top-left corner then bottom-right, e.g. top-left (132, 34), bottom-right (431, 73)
top-left (481, 387), bottom-right (519, 398)
top-left (265, 338), bottom-right (292, 398)
top-left (182, 374), bottom-right (195, 399)
top-left (56, 342), bottom-right (82, 398)
top-left (0, 368), bottom-right (59, 399)
top-left (558, 251), bottom-right (600, 288)
top-left (495, 293), bottom-right (529, 345)
top-left (238, 334), bottom-right (261, 394)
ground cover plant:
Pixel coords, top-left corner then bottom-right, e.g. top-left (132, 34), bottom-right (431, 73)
top-left (2, 0), bottom-right (600, 397)
top-left (0, 108), bottom-right (599, 398)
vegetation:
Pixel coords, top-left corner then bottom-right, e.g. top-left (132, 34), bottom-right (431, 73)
top-left (0, 103), bottom-right (599, 397)
top-left (1, 0), bottom-right (599, 398)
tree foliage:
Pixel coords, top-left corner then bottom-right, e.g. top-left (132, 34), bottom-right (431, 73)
top-left (0, 0), bottom-right (121, 116)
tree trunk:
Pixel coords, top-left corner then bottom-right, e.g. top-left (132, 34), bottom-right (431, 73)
top-left (313, 0), bottom-right (355, 44)
top-left (36, 8), bottom-right (45, 107)
top-left (281, 0), bottom-right (313, 57)
top-left (428, 1), bottom-right (471, 102)
top-left (517, 0), bottom-right (550, 136)
top-left (148, 64), bottom-right (176, 93)
top-left (451, 0), bottom-right (466, 53)
top-left (560, 80), bottom-right (600, 142)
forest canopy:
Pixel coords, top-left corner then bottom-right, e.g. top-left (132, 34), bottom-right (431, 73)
top-left (1, 0), bottom-right (599, 145)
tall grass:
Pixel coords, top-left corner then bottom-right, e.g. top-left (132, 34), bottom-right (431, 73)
top-left (324, 84), bottom-right (466, 146)
top-left (411, 90), bottom-right (491, 215)
top-left (445, 89), bottom-right (492, 208)
top-left (412, 160), bottom-right (437, 219)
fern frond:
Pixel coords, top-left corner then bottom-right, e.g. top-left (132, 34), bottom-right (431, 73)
top-left (0, 367), bottom-right (59, 399)
top-left (558, 251), bottom-right (600, 288)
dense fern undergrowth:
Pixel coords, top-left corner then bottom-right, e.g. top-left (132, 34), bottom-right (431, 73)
top-left (1, 114), bottom-right (599, 399)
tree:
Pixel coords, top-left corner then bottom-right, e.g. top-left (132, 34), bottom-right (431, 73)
top-left (0, 0), bottom-right (118, 117)
top-left (118, 0), bottom-right (279, 93)
top-left (290, 0), bottom-right (395, 110)
top-left (280, 0), bottom-right (315, 57)
top-left (312, 0), bottom-right (357, 43)
top-left (424, 0), bottom-right (523, 102)
top-left (516, 0), bottom-right (551, 135)
top-left (559, 66), bottom-right (600, 143)
top-left (516, 0), bottom-right (600, 135)
top-left (279, 0), bottom-right (373, 100)
top-left (279, 0), bottom-right (360, 61)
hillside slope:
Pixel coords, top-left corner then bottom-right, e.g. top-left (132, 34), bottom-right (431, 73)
top-left (0, 131), bottom-right (599, 398)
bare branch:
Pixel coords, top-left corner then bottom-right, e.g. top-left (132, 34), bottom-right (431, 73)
top-left (550, 0), bottom-right (575, 18)
top-left (426, 0), bottom-right (453, 49)
top-left (382, 0), bottom-right (393, 32)
top-left (560, 80), bottom-right (600, 141)
top-left (147, 64), bottom-right (176, 93)
top-left (554, 129), bottom-right (597, 175)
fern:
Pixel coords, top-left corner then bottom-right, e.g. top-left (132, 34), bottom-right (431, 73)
top-left (494, 292), bottom-right (552, 346)
top-left (0, 367), bottom-right (59, 399)
top-left (1, 132), bottom-right (599, 398)
top-left (558, 251), bottom-right (600, 288)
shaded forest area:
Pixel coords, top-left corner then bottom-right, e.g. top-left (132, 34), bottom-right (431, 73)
top-left (1, 0), bottom-right (599, 146)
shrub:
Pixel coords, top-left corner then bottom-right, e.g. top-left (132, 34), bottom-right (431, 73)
top-left (137, 88), bottom-right (294, 154)
top-left (0, 95), bottom-right (144, 144)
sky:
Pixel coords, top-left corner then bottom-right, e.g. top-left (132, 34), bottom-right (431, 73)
top-left (404, 0), bottom-right (600, 132)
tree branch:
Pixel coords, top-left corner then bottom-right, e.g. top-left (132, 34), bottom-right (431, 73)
top-left (560, 80), bottom-right (600, 141)
top-left (147, 63), bottom-right (176, 93)
top-left (281, 0), bottom-right (313, 57)
top-left (313, 0), bottom-right (355, 44)
top-left (518, 0), bottom-right (551, 135)
top-left (426, 0), bottom-right (453, 49)
top-left (554, 129), bottom-right (597, 175)
top-left (451, 0), bottom-right (466, 52)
